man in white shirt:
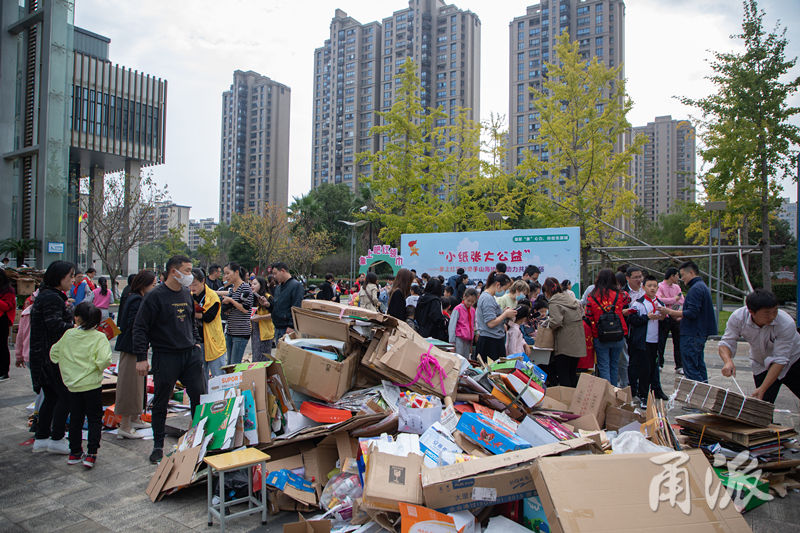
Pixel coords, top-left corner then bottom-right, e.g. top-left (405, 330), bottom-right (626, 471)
top-left (718, 289), bottom-right (800, 403)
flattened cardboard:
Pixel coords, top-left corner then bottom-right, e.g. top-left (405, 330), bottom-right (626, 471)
top-left (301, 298), bottom-right (397, 326)
top-left (362, 451), bottom-right (424, 512)
top-left (146, 455), bottom-right (175, 502)
top-left (163, 446), bottom-right (203, 491)
top-left (569, 373), bottom-right (616, 427)
top-left (565, 414), bottom-right (601, 432)
top-left (605, 404), bottom-right (646, 431)
top-left (531, 449), bottom-right (752, 533)
top-left (423, 462), bottom-right (538, 513)
top-left (302, 440), bottom-right (339, 495)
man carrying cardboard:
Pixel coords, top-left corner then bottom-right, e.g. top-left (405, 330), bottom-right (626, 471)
top-left (659, 261), bottom-right (717, 383)
top-left (133, 255), bottom-right (204, 464)
top-left (271, 262), bottom-right (304, 343)
top-left (718, 289), bottom-right (800, 403)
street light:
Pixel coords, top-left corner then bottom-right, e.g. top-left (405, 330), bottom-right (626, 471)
top-left (705, 201), bottom-right (727, 325)
top-left (339, 219), bottom-right (368, 286)
top-left (485, 212), bottom-right (509, 230)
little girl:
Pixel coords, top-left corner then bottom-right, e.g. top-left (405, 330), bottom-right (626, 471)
top-left (448, 288), bottom-right (478, 358)
top-left (506, 304), bottom-right (532, 357)
top-left (250, 276), bottom-right (275, 362)
top-left (49, 302), bottom-right (112, 468)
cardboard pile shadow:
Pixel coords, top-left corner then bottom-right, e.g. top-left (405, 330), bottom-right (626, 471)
top-left (144, 300), bottom-right (792, 532)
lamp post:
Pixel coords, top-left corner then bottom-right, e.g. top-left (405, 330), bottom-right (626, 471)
top-left (705, 201), bottom-right (727, 325)
top-left (485, 212), bottom-right (509, 230)
top-left (339, 219), bottom-right (368, 286)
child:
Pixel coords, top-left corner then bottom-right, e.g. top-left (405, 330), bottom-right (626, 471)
top-left (405, 305), bottom-right (419, 332)
top-left (448, 288), bottom-right (477, 358)
top-left (16, 290), bottom-right (44, 432)
top-left (443, 285), bottom-right (455, 301)
top-left (406, 284), bottom-right (421, 308)
top-left (506, 304), bottom-right (532, 357)
top-left (49, 302), bottom-right (112, 468)
top-left (250, 276), bottom-right (275, 362)
top-left (628, 275), bottom-right (666, 406)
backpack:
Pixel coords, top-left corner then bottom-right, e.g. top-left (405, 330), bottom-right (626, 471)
top-left (592, 291), bottom-right (624, 342)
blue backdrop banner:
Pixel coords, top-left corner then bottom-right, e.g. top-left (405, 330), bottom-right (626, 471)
top-left (400, 227), bottom-right (581, 290)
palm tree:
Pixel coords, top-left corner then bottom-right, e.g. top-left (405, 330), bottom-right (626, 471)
top-left (0, 238), bottom-right (39, 268)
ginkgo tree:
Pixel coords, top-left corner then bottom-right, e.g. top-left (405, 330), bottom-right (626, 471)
top-left (521, 31), bottom-right (644, 284)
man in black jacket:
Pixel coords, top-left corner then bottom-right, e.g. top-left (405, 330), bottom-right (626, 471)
top-left (133, 255), bottom-right (204, 464)
top-left (271, 262), bottom-right (303, 342)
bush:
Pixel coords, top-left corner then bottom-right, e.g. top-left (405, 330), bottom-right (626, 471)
top-left (772, 283), bottom-right (797, 304)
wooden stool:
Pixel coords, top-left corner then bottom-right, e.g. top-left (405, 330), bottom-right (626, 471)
top-left (204, 448), bottom-right (271, 532)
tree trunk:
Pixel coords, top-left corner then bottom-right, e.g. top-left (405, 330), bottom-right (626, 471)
top-left (759, 140), bottom-right (771, 291)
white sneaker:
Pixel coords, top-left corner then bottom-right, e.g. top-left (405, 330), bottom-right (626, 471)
top-left (48, 438), bottom-right (70, 455)
top-left (117, 428), bottom-right (143, 439)
top-left (32, 438), bottom-right (50, 453)
top-left (131, 420), bottom-right (150, 430)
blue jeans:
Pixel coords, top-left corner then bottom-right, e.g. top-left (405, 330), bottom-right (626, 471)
top-left (274, 327), bottom-right (288, 345)
top-left (618, 341), bottom-right (630, 388)
top-left (204, 353), bottom-right (226, 381)
top-left (594, 338), bottom-right (625, 387)
top-left (226, 335), bottom-right (249, 366)
top-left (680, 335), bottom-right (708, 382)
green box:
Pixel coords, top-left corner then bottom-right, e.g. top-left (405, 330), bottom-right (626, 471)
top-left (713, 466), bottom-right (770, 512)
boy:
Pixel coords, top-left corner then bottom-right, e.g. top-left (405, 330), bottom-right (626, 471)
top-left (628, 275), bottom-right (667, 406)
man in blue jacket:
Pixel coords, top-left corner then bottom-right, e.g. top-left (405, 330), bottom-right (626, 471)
top-left (659, 261), bottom-right (717, 382)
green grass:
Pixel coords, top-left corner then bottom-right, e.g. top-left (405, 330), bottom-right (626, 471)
top-left (718, 310), bottom-right (732, 334)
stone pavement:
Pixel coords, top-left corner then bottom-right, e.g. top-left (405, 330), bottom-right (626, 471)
top-left (0, 340), bottom-right (798, 532)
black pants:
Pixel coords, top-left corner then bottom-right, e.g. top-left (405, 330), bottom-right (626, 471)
top-left (151, 347), bottom-right (205, 449)
top-left (0, 317), bottom-right (9, 377)
top-left (630, 343), bottom-right (659, 399)
top-left (68, 387), bottom-right (103, 455)
top-left (659, 318), bottom-right (681, 369)
top-left (35, 372), bottom-right (69, 441)
top-left (754, 358), bottom-right (800, 404)
top-left (476, 336), bottom-right (506, 360)
top-left (549, 354), bottom-right (579, 387)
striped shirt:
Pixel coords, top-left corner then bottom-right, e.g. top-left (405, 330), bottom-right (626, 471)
top-left (225, 283), bottom-right (253, 337)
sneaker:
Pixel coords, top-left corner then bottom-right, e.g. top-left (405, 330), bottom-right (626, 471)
top-left (676, 368), bottom-right (684, 375)
top-left (32, 438), bottom-right (50, 453)
top-left (117, 428), bottom-right (143, 439)
top-left (0, 374), bottom-right (9, 382)
top-left (48, 439), bottom-right (70, 455)
top-left (82, 454), bottom-right (96, 469)
top-left (149, 448), bottom-right (163, 464)
top-left (67, 453), bottom-right (84, 465)
top-left (131, 420), bottom-right (151, 430)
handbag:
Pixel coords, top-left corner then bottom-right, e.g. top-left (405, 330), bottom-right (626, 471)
top-left (534, 318), bottom-right (554, 350)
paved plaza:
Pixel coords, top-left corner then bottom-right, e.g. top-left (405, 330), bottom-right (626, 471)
top-left (0, 339), bottom-right (798, 532)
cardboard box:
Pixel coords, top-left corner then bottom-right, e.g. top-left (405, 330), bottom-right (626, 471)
top-left (301, 298), bottom-right (397, 326)
top-left (605, 404), bottom-right (646, 432)
top-left (283, 515), bottom-right (332, 533)
top-left (546, 386), bottom-right (575, 406)
top-left (421, 438), bottom-right (595, 513)
top-left (531, 449), bottom-right (752, 532)
top-left (568, 374), bottom-right (616, 427)
top-left (302, 438), bottom-right (339, 496)
top-left (362, 451), bottom-right (424, 512)
top-left (456, 413), bottom-right (531, 455)
top-left (522, 495), bottom-right (550, 533)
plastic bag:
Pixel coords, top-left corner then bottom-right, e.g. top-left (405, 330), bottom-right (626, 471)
top-left (611, 430), bottom-right (673, 454)
top-left (397, 395), bottom-right (442, 434)
top-left (319, 471), bottom-right (363, 520)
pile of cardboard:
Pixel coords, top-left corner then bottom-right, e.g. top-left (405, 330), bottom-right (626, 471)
top-left (675, 377), bottom-right (774, 427)
top-left (144, 301), bottom-right (768, 531)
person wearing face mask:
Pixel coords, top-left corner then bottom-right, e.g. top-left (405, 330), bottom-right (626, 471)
top-left (495, 280), bottom-right (531, 310)
top-left (132, 255), bottom-right (204, 464)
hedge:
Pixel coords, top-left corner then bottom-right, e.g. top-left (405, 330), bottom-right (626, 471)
top-left (772, 283), bottom-right (797, 304)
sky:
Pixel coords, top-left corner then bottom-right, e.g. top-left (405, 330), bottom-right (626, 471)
top-left (73, 0), bottom-right (800, 220)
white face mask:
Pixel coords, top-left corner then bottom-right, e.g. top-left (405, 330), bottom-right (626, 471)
top-left (175, 270), bottom-right (193, 288)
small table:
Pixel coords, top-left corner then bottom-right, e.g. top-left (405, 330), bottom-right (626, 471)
top-left (204, 448), bottom-right (271, 532)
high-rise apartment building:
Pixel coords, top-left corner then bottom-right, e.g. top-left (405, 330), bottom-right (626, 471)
top-left (311, 0), bottom-right (480, 191)
top-left (188, 218), bottom-right (218, 251)
top-left (219, 70), bottom-right (290, 224)
top-left (508, 0), bottom-right (625, 171)
top-left (143, 202), bottom-right (191, 243)
top-left (631, 116), bottom-right (696, 221)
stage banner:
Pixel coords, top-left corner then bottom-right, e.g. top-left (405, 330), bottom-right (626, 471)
top-left (400, 227), bottom-right (580, 291)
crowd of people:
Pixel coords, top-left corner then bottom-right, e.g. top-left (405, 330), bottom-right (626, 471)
top-left (2, 253), bottom-right (799, 470)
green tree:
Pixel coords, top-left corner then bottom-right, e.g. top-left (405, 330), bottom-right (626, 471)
top-left (0, 238), bottom-right (39, 268)
top-left (680, 0), bottom-right (800, 290)
top-left (520, 32), bottom-right (644, 284)
top-left (231, 203), bottom-right (290, 270)
top-left (437, 107), bottom-right (481, 232)
top-left (194, 226), bottom-right (221, 270)
top-left (288, 183), bottom-right (359, 249)
top-left (358, 58), bottom-right (450, 243)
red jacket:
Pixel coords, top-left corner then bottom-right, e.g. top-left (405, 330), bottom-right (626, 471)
top-left (584, 288), bottom-right (628, 338)
top-left (0, 288), bottom-right (16, 325)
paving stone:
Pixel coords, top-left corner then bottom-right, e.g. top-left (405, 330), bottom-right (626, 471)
top-left (18, 507), bottom-right (88, 533)
top-left (54, 520), bottom-right (113, 533)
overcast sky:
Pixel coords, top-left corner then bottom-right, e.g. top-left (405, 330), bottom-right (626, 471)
top-left (73, 0), bottom-right (800, 220)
